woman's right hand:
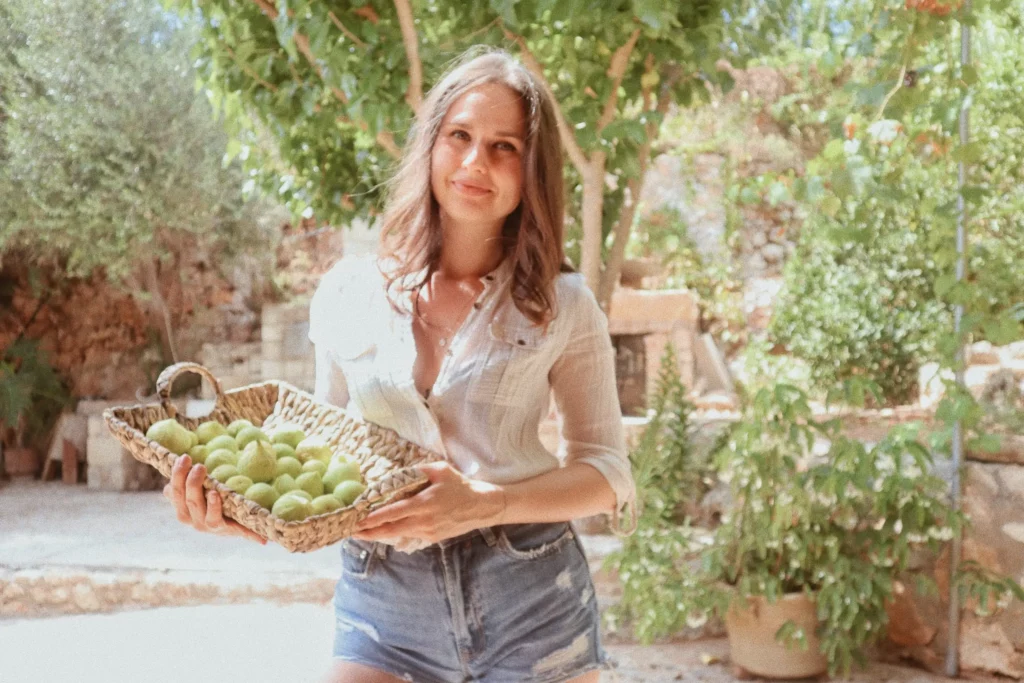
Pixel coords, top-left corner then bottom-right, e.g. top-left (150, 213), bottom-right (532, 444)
top-left (163, 455), bottom-right (267, 545)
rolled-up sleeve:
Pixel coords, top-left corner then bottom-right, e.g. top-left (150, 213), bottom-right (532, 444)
top-left (549, 280), bottom-right (637, 535)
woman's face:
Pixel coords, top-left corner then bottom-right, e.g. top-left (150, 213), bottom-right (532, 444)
top-left (430, 82), bottom-right (526, 235)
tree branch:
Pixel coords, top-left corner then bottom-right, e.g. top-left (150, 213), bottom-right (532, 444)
top-left (599, 56), bottom-right (680, 307)
top-left (250, 0), bottom-right (349, 103)
top-left (875, 61), bottom-right (908, 122)
top-left (223, 44), bottom-right (278, 92)
top-left (376, 130), bottom-right (402, 158)
top-left (597, 28), bottom-right (641, 133)
top-left (249, 0), bottom-right (401, 158)
top-left (501, 25), bottom-right (589, 174)
top-left (393, 0), bottom-right (422, 114)
top-left (327, 10), bottom-right (367, 48)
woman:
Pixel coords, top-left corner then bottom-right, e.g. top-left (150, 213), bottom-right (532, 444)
top-left (165, 48), bottom-right (636, 683)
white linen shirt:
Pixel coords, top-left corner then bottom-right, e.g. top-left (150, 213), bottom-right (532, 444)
top-left (307, 254), bottom-right (637, 539)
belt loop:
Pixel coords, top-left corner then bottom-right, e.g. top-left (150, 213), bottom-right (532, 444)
top-left (478, 526), bottom-right (498, 547)
top-left (373, 542), bottom-right (389, 560)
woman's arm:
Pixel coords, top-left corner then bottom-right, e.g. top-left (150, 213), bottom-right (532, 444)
top-left (497, 460), bottom-right (616, 523)
top-left (351, 460), bottom-right (614, 543)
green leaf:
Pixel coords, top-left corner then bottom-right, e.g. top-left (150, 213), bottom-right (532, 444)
top-left (950, 142), bottom-right (984, 164)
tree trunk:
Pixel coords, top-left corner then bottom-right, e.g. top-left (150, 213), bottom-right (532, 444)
top-left (579, 161), bottom-right (606, 301)
top-left (598, 177), bottom-right (642, 309)
top-left (131, 257), bottom-right (180, 365)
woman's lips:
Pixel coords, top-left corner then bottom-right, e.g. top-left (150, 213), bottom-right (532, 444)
top-left (451, 180), bottom-right (491, 197)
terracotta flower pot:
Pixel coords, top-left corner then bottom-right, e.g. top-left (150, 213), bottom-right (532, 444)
top-left (725, 592), bottom-right (828, 679)
top-left (3, 447), bottom-right (39, 477)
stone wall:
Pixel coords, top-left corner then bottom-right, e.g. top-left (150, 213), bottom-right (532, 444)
top-left (607, 287), bottom-right (700, 404)
top-left (879, 457), bottom-right (1024, 679)
top-left (79, 400), bottom-right (163, 492)
top-left (198, 341), bottom-right (263, 394)
top-left (259, 301), bottom-right (316, 394)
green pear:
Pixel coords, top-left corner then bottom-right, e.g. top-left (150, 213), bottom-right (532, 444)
top-left (272, 443), bottom-right (296, 461)
top-left (271, 495), bottom-right (311, 522)
top-left (146, 419), bottom-right (192, 456)
top-left (284, 489), bottom-right (313, 502)
top-left (244, 482), bottom-right (279, 510)
top-left (311, 495), bottom-right (342, 516)
top-left (327, 457), bottom-right (361, 483)
top-left (296, 471), bottom-right (324, 499)
top-left (236, 426), bottom-right (269, 450)
top-left (294, 436), bottom-right (333, 464)
top-left (301, 460), bottom-right (327, 477)
top-left (204, 449), bottom-right (238, 472)
top-left (226, 419), bottom-right (254, 437)
top-left (271, 424), bottom-right (307, 450)
top-left (210, 464), bottom-right (239, 483)
top-left (273, 473), bottom-right (298, 495)
top-left (195, 421), bottom-right (228, 444)
top-left (225, 475), bottom-right (253, 495)
top-left (275, 457), bottom-right (302, 479)
top-left (238, 441), bottom-right (277, 484)
top-left (187, 445), bottom-right (209, 466)
top-left (333, 480), bottom-right (366, 507)
top-left (205, 435), bottom-right (238, 453)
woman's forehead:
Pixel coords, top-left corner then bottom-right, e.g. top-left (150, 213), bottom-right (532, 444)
top-left (442, 83), bottom-right (526, 137)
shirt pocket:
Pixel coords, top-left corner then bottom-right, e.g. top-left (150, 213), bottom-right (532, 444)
top-left (330, 341), bottom-right (395, 424)
top-left (467, 315), bottom-right (550, 408)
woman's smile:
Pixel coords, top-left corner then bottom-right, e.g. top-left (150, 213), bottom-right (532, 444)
top-left (451, 179), bottom-right (492, 197)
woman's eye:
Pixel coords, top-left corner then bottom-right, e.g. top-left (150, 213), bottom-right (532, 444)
top-left (452, 130), bottom-right (470, 141)
top-left (496, 142), bottom-right (518, 152)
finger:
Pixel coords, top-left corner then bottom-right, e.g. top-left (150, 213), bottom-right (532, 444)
top-left (203, 489), bottom-right (226, 530)
top-left (356, 497), bottom-right (419, 529)
top-left (206, 492), bottom-right (266, 544)
top-left (170, 456), bottom-right (193, 524)
top-left (417, 461), bottom-right (454, 482)
top-left (184, 465), bottom-right (209, 530)
top-left (354, 516), bottom-right (426, 541)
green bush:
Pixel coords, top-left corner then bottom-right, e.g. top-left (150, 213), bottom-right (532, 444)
top-left (769, 226), bottom-right (948, 406)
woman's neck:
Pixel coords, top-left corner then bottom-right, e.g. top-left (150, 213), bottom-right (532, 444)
top-left (436, 221), bottom-right (506, 281)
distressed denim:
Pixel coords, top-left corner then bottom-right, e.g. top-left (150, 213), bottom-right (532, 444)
top-left (332, 522), bottom-right (610, 682)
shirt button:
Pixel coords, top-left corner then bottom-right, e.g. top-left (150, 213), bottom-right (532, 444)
top-left (473, 302), bottom-right (481, 309)
top-left (517, 339), bottom-right (526, 346)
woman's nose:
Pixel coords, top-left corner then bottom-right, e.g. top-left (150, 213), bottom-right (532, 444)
top-left (462, 142), bottom-right (488, 174)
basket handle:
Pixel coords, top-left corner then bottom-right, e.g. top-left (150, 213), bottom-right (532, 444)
top-left (156, 362), bottom-right (225, 420)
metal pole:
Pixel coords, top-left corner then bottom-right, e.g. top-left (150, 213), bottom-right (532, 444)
top-left (946, 3), bottom-right (971, 677)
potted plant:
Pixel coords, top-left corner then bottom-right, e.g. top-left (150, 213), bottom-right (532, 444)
top-left (0, 339), bottom-right (71, 477)
top-left (660, 383), bottom-right (1010, 678)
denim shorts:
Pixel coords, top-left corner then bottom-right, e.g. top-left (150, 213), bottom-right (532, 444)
top-left (332, 522), bottom-right (610, 682)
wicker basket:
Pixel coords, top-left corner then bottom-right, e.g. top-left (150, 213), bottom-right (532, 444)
top-left (103, 362), bottom-right (443, 552)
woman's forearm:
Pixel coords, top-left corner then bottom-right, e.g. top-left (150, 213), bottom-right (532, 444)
top-left (493, 462), bottom-right (617, 525)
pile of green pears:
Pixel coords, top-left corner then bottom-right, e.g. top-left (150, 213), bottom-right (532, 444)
top-left (146, 417), bottom-right (366, 522)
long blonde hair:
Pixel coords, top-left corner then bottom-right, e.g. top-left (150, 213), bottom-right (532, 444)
top-left (377, 47), bottom-right (571, 327)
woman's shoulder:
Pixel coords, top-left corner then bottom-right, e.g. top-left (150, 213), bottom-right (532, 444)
top-left (316, 254), bottom-right (382, 295)
top-left (553, 270), bottom-right (601, 313)
top-left (309, 255), bottom-right (383, 327)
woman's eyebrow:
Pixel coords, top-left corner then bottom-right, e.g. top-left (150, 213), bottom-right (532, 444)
top-left (445, 118), bottom-right (523, 140)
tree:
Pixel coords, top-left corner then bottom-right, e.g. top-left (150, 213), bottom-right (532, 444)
top-left (0, 0), bottom-right (266, 361)
top-left (167, 0), bottom-right (726, 308)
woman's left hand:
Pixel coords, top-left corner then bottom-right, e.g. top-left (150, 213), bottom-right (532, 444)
top-left (351, 461), bottom-right (506, 544)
